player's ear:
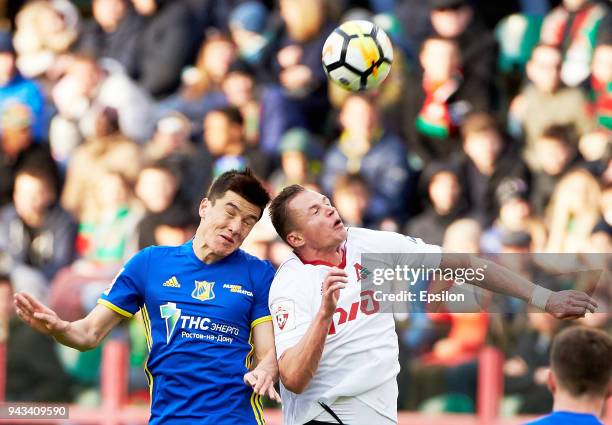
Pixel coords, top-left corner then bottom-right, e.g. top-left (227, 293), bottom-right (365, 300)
top-left (286, 230), bottom-right (304, 249)
top-left (547, 369), bottom-right (556, 394)
top-left (198, 198), bottom-right (210, 219)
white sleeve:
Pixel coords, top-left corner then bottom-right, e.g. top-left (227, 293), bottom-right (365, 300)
top-left (393, 233), bottom-right (442, 270)
top-left (269, 262), bottom-right (316, 359)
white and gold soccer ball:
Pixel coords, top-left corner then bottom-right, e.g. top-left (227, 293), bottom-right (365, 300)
top-left (322, 20), bottom-right (393, 91)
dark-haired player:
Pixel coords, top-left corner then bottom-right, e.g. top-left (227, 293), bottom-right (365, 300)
top-left (525, 326), bottom-right (612, 425)
top-left (15, 170), bottom-right (280, 424)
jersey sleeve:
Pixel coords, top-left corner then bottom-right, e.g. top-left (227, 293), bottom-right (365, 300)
top-left (394, 233), bottom-right (442, 270)
top-left (268, 261), bottom-right (316, 359)
top-left (97, 248), bottom-right (149, 318)
top-left (250, 260), bottom-right (275, 327)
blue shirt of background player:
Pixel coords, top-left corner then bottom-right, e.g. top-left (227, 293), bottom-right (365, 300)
top-left (524, 411), bottom-right (604, 425)
top-left (98, 239), bottom-right (275, 425)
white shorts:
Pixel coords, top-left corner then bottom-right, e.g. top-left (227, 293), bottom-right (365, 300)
top-left (313, 396), bottom-right (396, 425)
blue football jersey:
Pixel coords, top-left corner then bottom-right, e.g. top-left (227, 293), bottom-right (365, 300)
top-left (98, 240), bottom-right (275, 424)
top-left (524, 411), bottom-right (604, 425)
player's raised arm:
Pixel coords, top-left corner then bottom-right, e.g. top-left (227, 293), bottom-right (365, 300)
top-left (439, 253), bottom-right (598, 319)
top-left (277, 267), bottom-right (347, 394)
top-left (14, 291), bottom-right (124, 351)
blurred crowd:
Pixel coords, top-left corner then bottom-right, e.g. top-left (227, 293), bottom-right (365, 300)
top-left (0, 0), bottom-right (610, 417)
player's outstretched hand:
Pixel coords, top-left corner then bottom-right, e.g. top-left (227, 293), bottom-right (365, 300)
top-left (546, 290), bottom-right (598, 320)
top-left (320, 267), bottom-right (348, 318)
top-left (14, 292), bottom-right (69, 336)
top-left (244, 368), bottom-right (282, 403)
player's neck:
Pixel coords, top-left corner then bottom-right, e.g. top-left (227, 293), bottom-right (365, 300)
top-left (553, 390), bottom-right (605, 418)
top-left (192, 233), bottom-right (224, 264)
top-left (298, 243), bottom-right (344, 266)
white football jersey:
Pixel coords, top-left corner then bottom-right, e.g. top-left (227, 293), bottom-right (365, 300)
top-left (269, 227), bottom-right (442, 424)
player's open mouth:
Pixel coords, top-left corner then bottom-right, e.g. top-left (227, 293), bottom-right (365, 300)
top-left (334, 219), bottom-right (343, 228)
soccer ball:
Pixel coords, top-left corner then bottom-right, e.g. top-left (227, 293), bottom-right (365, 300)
top-left (322, 20), bottom-right (393, 91)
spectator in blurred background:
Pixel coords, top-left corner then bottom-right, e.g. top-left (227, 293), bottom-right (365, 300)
top-left (76, 0), bottom-right (143, 76)
top-left (530, 125), bottom-right (584, 215)
top-left (405, 162), bottom-right (468, 246)
top-left (259, 0), bottom-right (333, 154)
top-left (268, 127), bottom-right (318, 194)
top-left (524, 326), bottom-right (612, 424)
top-left (331, 172), bottom-right (372, 228)
top-left (229, 1), bottom-right (279, 84)
top-left (0, 31), bottom-right (45, 140)
top-left (144, 112), bottom-right (193, 164)
top-left (13, 0), bottom-right (79, 80)
top-left (77, 169), bottom-right (142, 264)
top-left (406, 36), bottom-right (489, 165)
top-left (429, 0), bottom-right (497, 107)
top-left (148, 204), bottom-right (196, 248)
top-left (130, 0), bottom-right (193, 99)
top-left (0, 164), bottom-right (76, 300)
top-left (0, 102), bottom-right (56, 207)
top-left (509, 44), bottom-right (593, 170)
top-left (61, 106), bottom-right (141, 224)
top-left (50, 54), bottom-right (154, 152)
top-left (321, 94), bottom-right (413, 224)
top-left (482, 178), bottom-right (547, 253)
top-left (134, 161), bottom-right (187, 249)
top-left (546, 168), bottom-right (601, 253)
top-left (156, 33), bottom-right (235, 139)
top-left (579, 129), bottom-right (611, 179)
top-left (540, 0), bottom-right (608, 88)
top-left (402, 218), bottom-right (486, 411)
top-left (588, 38), bottom-right (612, 130)
top-left (505, 311), bottom-right (561, 415)
top-left (456, 112), bottom-right (529, 226)
top-left (221, 60), bottom-right (261, 146)
top-left (203, 106), bottom-right (270, 180)
top-left (1, 274), bottom-right (73, 402)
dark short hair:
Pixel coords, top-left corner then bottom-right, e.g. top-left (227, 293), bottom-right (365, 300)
top-left (208, 106), bottom-right (244, 127)
top-left (15, 161), bottom-right (60, 196)
top-left (206, 169), bottom-right (270, 218)
top-left (333, 172), bottom-right (369, 194)
top-left (540, 124), bottom-right (577, 146)
top-left (269, 184), bottom-right (306, 243)
top-left (461, 112), bottom-right (500, 140)
top-left (551, 326), bottom-right (612, 397)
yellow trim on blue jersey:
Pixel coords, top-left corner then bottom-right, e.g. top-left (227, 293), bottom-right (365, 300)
top-left (140, 304), bottom-right (154, 406)
top-left (97, 299), bottom-right (134, 318)
top-left (251, 315), bottom-right (272, 329)
top-left (250, 391), bottom-right (265, 425)
top-left (245, 328), bottom-right (255, 369)
top-left (141, 305), bottom-right (153, 351)
top-left (144, 363), bottom-right (154, 402)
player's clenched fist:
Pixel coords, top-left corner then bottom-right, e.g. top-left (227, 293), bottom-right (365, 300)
top-left (319, 267), bottom-right (348, 318)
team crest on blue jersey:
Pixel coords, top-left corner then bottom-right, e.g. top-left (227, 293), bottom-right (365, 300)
top-left (192, 280), bottom-right (215, 301)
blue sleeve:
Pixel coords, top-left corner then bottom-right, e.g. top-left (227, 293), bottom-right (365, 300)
top-left (97, 248), bottom-right (149, 317)
top-left (250, 260), bottom-right (275, 327)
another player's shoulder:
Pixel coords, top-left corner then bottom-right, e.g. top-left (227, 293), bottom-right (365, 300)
top-left (523, 412), bottom-right (603, 425)
top-left (270, 256), bottom-right (313, 295)
top-left (274, 256), bottom-right (303, 279)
